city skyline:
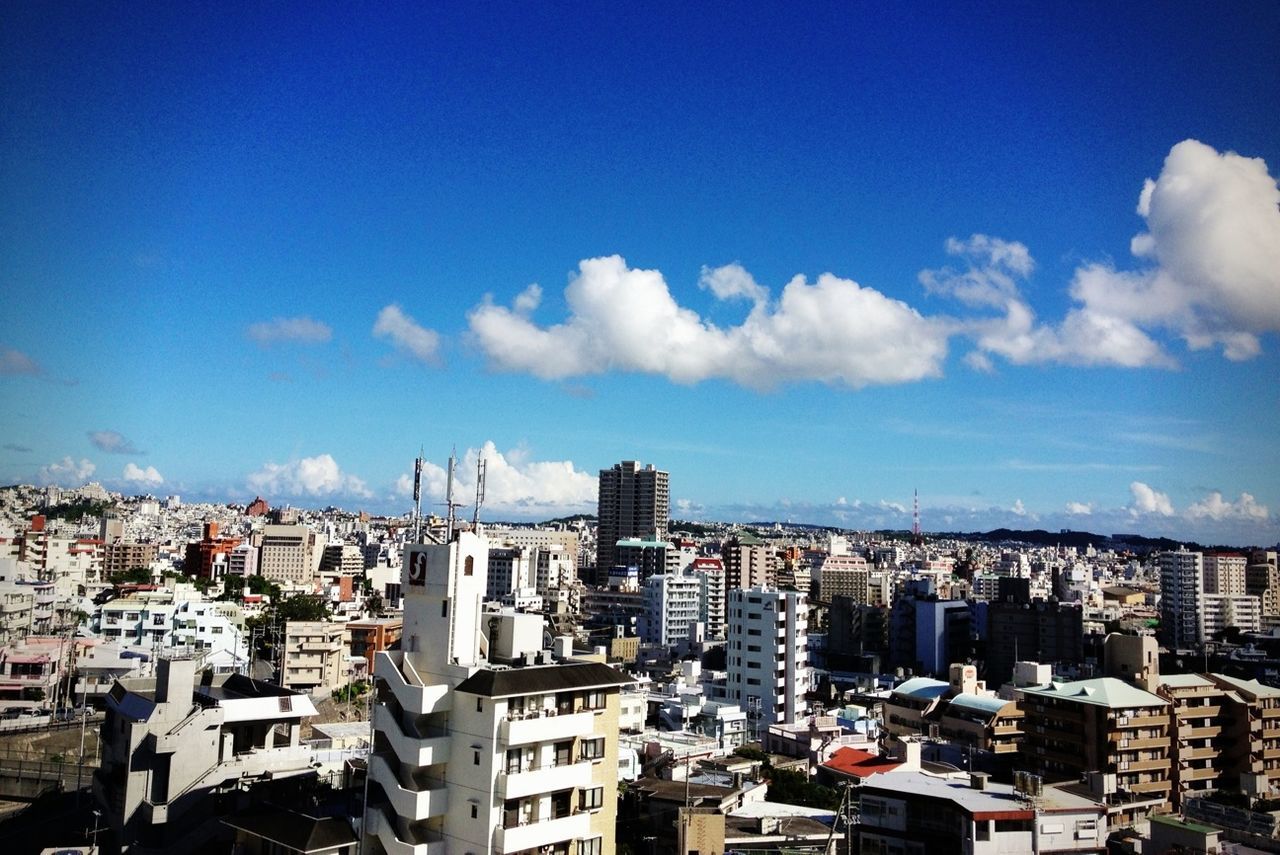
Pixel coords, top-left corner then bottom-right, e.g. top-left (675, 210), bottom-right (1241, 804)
top-left (2, 5), bottom-right (1279, 543)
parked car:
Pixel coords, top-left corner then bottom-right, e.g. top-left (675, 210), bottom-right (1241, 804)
top-left (22, 707), bottom-right (50, 718)
top-left (1, 707), bottom-right (23, 720)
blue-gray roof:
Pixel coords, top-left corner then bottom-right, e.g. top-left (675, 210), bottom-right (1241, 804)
top-left (948, 693), bottom-right (1012, 715)
top-left (891, 677), bottom-right (950, 701)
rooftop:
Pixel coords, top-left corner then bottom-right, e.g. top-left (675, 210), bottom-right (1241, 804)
top-left (1210, 673), bottom-right (1280, 699)
top-left (1021, 677), bottom-right (1166, 709)
top-left (947, 693), bottom-right (1013, 716)
top-left (454, 660), bottom-right (633, 698)
top-left (890, 677), bottom-right (951, 701)
top-left (859, 770), bottom-right (1035, 820)
top-left (822, 746), bottom-right (902, 779)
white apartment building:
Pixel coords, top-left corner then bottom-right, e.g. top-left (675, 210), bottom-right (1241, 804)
top-left (1160, 548), bottom-right (1204, 649)
top-left (1202, 594), bottom-right (1263, 638)
top-left (93, 654), bottom-right (319, 852)
top-left (689, 557), bottom-right (726, 640)
top-left (226, 542), bottom-right (258, 577)
top-left (534, 545), bottom-right (576, 597)
top-left (488, 546), bottom-right (534, 600)
top-left (365, 533), bottom-right (631, 855)
top-left (727, 586), bottom-right (809, 725)
top-left (640, 572), bottom-right (702, 648)
top-left (815, 554), bottom-right (870, 603)
top-left (281, 620), bottom-right (347, 694)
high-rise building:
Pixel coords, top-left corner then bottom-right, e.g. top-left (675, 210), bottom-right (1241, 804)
top-left (258, 523), bottom-right (318, 585)
top-left (1204, 552), bottom-right (1249, 596)
top-left (1160, 548), bottom-right (1204, 649)
top-left (596, 461), bottom-right (668, 580)
top-left (722, 532), bottom-right (776, 591)
top-left (726, 586), bottom-right (808, 725)
top-left (365, 532), bottom-right (630, 855)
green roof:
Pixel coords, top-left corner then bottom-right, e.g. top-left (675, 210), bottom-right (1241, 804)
top-left (1149, 814), bottom-right (1220, 836)
top-left (1021, 677), bottom-right (1166, 709)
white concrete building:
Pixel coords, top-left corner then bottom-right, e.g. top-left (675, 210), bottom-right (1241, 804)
top-left (93, 655), bottom-right (319, 852)
top-left (727, 586), bottom-right (809, 725)
top-left (365, 533), bottom-right (632, 855)
top-left (281, 620), bottom-right (347, 694)
top-left (640, 571), bottom-right (702, 648)
top-left (1160, 548), bottom-right (1204, 648)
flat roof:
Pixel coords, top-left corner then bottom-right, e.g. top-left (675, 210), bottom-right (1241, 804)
top-left (859, 770), bottom-right (1034, 820)
top-left (455, 661), bottom-right (633, 698)
top-left (1150, 813), bottom-right (1220, 836)
top-left (1158, 674), bottom-right (1214, 689)
top-left (891, 677), bottom-right (950, 701)
top-left (1210, 673), bottom-right (1280, 699)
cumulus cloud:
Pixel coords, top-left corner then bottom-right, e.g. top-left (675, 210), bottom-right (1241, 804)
top-left (395, 442), bottom-right (596, 518)
top-left (1129, 481), bottom-right (1174, 516)
top-left (37, 456), bottom-right (95, 486)
top-left (248, 454), bottom-right (372, 499)
top-left (469, 255), bottom-right (948, 390)
top-left (246, 316), bottom-right (333, 346)
top-left (924, 234), bottom-right (1173, 369)
top-left (122, 462), bottom-right (163, 486)
top-left (373, 305), bottom-right (441, 364)
top-left (1011, 499), bottom-right (1027, 516)
top-left (939, 141), bottom-right (1280, 368)
top-left (1065, 501), bottom-right (1093, 515)
top-left (0, 347), bottom-right (43, 376)
top-left (88, 430), bottom-right (141, 455)
top-left (1186, 491), bottom-right (1269, 522)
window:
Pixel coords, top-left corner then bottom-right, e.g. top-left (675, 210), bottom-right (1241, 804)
top-left (555, 740), bottom-right (572, 766)
top-left (747, 678), bottom-right (760, 686)
top-left (975, 821), bottom-right (990, 841)
top-left (506, 749), bottom-right (522, 774)
top-left (464, 556), bottom-right (474, 576)
top-left (471, 804), bottom-right (478, 819)
top-left (747, 629), bottom-right (761, 636)
top-left (473, 750), bottom-right (480, 765)
top-left (476, 697), bottom-right (483, 712)
top-left (579, 787), bottom-right (604, 810)
top-left (579, 838), bottom-right (603, 855)
top-left (442, 601), bottom-right (449, 618)
top-left (584, 689), bottom-right (605, 710)
top-left (581, 737), bottom-right (605, 760)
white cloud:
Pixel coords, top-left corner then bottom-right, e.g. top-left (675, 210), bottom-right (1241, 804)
top-left (919, 234), bottom-right (1033, 309)
top-left (1185, 491), bottom-right (1269, 522)
top-left (1011, 499), bottom-right (1027, 516)
top-left (246, 316), bottom-right (333, 346)
top-left (699, 263), bottom-right (768, 304)
top-left (37, 456), bottom-right (95, 486)
top-left (373, 305), bottom-right (441, 364)
top-left (469, 256), bottom-right (948, 390)
top-left (89, 430), bottom-right (141, 455)
top-left (1128, 481), bottom-right (1174, 517)
top-left (248, 454), bottom-right (372, 499)
top-left (0, 346), bottom-right (42, 376)
top-left (122, 463), bottom-right (163, 486)
top-left (1065, 501), bottom-right (1093, 515)
top-left (512, 284), bottom-right (542, 315)
top-left (396, 442), bottom-right (596, 518)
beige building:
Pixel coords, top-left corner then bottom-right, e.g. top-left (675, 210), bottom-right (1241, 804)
top-left (1021, 677), bottom-right (1172, 827)
top-left (281, 621), bottom-right (347, 694)
top-left (258, 524), bottom-right (319, 584)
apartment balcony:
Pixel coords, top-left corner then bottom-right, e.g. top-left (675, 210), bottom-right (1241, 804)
top-left (496, 811), bottom-right (591, 853)
top-left (1121, 758), bottom-right (1170, 773)
top-left (147, 708), bottom-right (216, 754)
top-left (498, 759), bottom-right (593, 800)
top-left (1181, 725), bottom-right (1223, 740)
top-left (1176, 704), bottom-right (1222, 719)
top-left (1113, 736), bottom-right (1168, 750)
top-left (376, 651), bottom-right (451, 716)
top-left (373, 704), bottom-right (451, 767)
top-left (1264, 747), bottom-right (1280, 761)
top-left (1179, 746), bottom-right (1218, 762)
top-left (369, 753), bottom-right (448, 821)
top-left (1262, 708), bottom-right (1280, 719)
top-left (1118, 711), bottom-right (1167, 727)
top-left (365, 804), bottom-right (445, 855)
top-left (1181, 766), bottom-right (1219, 782)
top-left (1127, 779), bottom-right (1171, 794)
top-left (500, 709), bottom-right (596, 746)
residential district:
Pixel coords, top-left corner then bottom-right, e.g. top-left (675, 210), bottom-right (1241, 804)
top-left (0, 459), bottom-right (1277, 855)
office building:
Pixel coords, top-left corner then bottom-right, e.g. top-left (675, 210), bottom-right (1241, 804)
top-left (259, 524), bottom-right (319, 585)
top-left (640, 571), bottom-right (702, 648)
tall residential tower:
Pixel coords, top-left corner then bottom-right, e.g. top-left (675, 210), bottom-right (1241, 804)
top-left (596, 461), bottom-right (669, 580)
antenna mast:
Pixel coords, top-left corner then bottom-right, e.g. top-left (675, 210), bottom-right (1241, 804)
top-left (473, 455), bottom-right (486, 528)
top-left (412, 448), bottom-right (424, 544)
top-left (445, 449), bottom-right (457, 542)
top-left (912, 488), bottom-right (922, 545)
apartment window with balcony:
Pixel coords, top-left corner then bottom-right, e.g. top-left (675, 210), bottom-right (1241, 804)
top-left (581, 737), bottom-right (605, 760)
top-left (554, 740), bottom-right (572, 766)
top-left (506, 749), bottom-right (522, 774)
top-left (552, 789), bottom-right (571, 819)
top-left (583, 689), bottom-right (605, 710)
top-left (579, 786), bottom-right (604, 810)
top-left (579, 837), bottom-right (603, 855)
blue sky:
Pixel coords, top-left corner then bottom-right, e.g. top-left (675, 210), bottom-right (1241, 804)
top-left (2, 3), bottom-right (1278, 544)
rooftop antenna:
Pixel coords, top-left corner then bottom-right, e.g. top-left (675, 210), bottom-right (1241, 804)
top-left (472, 455), bottom-right (487, 528)
top-left (445, 448), bottom-right (458, 542)
top-left (412, 448), bottom-right (424, 544)
top-left (912, 489), bottom-right (922, 545)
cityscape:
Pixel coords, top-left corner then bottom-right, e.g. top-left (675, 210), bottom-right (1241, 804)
top-left (2, 4), bottom-right (1279, 855)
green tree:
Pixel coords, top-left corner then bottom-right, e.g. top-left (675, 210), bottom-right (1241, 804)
top-left (111, 566), bottom-right (152, 584)
top-left (276, 595), bottom-right (330, 623)
top-left (765, 768), bottom-right (840, 811)
top-left (365, 591), bottom-right (384, 617)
